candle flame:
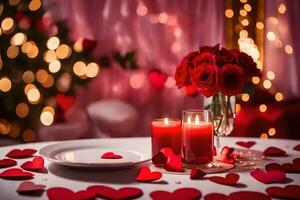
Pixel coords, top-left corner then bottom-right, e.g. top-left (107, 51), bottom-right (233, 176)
top-left (195, 115), bottom-right (200, 125)
top-left (187, 116), bottom-right (191, 124)
top-left (164, 118), bottom-right (169, 125)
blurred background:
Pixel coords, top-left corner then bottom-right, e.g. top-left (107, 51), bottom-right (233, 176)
top-left (0, 0), bottom-right (300, 145)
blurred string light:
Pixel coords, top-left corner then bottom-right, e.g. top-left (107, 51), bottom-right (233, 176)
top-left (40, 106), bottom-right (54, 126)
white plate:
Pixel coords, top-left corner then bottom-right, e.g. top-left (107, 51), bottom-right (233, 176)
top-left (39, 140), bottom-right (151, 169)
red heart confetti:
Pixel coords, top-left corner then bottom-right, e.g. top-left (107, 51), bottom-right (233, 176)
top-left (56, 93), bottom-right (75, 112)
top-left (263, 146), bottom-right (287, 157)
top-left (282, 158), bottom-right (300, 173)
top-left (149, 69), bottom-right (168, 89)
top-left (21, 156), bottom-right (45, 173)
top-left (265, 163), bottom-right (285, 172)
top-left (87, 185), bottom-right (143, 200)
top-left (266, 184), bottom-right (300, 200)
top-left (204, 191), bottom-right (271, 200)
top-left (150, 188), bottom-right (202, 200)
top-left (0, 168), bottom-right (34, 180)
top-left (217, 146), bottom-right (235, 164)
top-left (0, 158), bottom-right (17, 168)
top-left (293, 144), bottom-right (300, 151)
top-left (250, 169), bottom-right (286, 184)
top-left (17, 181), bottom-right (46, 194)
top-left (136, 167), bottom-right (162, 182)
top-left (208, 173), bottom-right (240, 186)
top-left (190, 168), bottom-right (206, 180)
top-left (152, 152), bottom-right (167, 165)
top-left (164, 154), bottom-right (184, 172)
top-left (101, 152), bottom-right (123, 159)
top-left (235, 141), bottom-right (256, 149)
top-left (6, 149), bottom-right (37, 159)
top-left (47, 187), bottom-right (96, 200)
top-left (160, 147), bottom-right (174, 158)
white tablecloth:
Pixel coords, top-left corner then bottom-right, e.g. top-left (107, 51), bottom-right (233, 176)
top-left (0, 137), bottom-right (299, 200)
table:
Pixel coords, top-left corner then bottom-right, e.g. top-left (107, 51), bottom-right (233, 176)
top-left (0, 137), bottom-right (299, 200)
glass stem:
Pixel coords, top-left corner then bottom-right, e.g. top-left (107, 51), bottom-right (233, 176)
top-left (216, 135), bottom-right (221, 154)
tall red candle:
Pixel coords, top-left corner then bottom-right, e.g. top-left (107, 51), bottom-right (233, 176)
top-left (151, 118), bottom-right (181, 156)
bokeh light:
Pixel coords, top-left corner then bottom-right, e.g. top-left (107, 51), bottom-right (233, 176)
top-left (73, 61), bottom-right (86, 76)
top-left (275, 92), bottom-right (283, 101)
top-left (1, 17), bottom-right (14, 32)
top-left (278, 3), bottom-right (286, 14)
top-left (86, 62), bottom-right (99, 78)
top-left (11, 32), bottom-right (27, 46)
top-left (22, 129), bottom-right (36, 142)
top-left (284, 45), bottom-right (293, 54)
top-left (7, 45), bottom-right (19, 59)
top-left (49, 60), bottom-right (61, 73)
top-left (225, 9), bottom-right (234, 18)
top-left (268, 128), bottom-right (276, 136)
top-left (259, 104), bottom-right (267, 112)
top-left (129, 73), bottom-right (145, 89)
top-left (136, 4), bottom-right (148, 16)
top-left (0, 77), bottom-right (12, 92)
top-left (263, 80), bottom-right (272, 89)
top-left (252, 76), bottom-right (260, 84)
top-left (16, 103), bottom-right (29, 118)
top-left (266, 71), bottom-right (275, 80)
top-left (241, 93), bottom-right (250, 102)
top-left (28, 0), bottom-right (41, 11)
top-left (260, 133), bottom-right (268, 139)
top-left (46, 37), bottom-right (60, 50)
top-left (40, 109), bottom-right (54, 126)
top-left (267, 32), bottom-right (276, 41)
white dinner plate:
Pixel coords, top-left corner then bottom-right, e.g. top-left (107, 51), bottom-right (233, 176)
top-left (39, 140), bottom-right (151, 169)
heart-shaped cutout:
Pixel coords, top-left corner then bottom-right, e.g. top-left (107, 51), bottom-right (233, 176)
top-left (217, 146), bottom-right (235, 164)
top-left (250, 169), bottom-right (286, 184)
top-left (101, 152), bottom-right (123, 159)
top-left (266, 184), bottom-right (300, 200)
top-left (150, 188), bottom-right (202, 200)
top-left (6, 149), bottom-right (37, 159)
top-left (47, 187), bottom-right (96, 200)
top-left (21, 156), bottom-right (47, 173)
top-left (190, 169), bottom-right (206, 180)
top-left (56, 93), bottom-right (75, 112)
top-left (235, 141), bottom-right (256, 149)
top-left (265, 163), bottom-right (285, 172)
top-left (136, 167), bottom-right (162, 182)
top-left (17, 181), bottom-right (46, 194)
top-left (149, 69), bottom-right (168, 89)
top-left (208, 173), bottom-right (239, 186)
top-left (282, 158), bottom-right (300, 173)
top-left (293, 144), bottom-right (300, 151)
top-left (263, 146), bottom-right (287, 157)
top-left (152, 152), bottom-right (167, 165)
top-left (0, 168), bottom-right (34, 180)
top-left (164, 154), bottom-right (184, 172)
top-left (204, 191), bottom-right (271, 200)
top-left (87, 185), bottom-right (143, 200)
top-left (0, 158), bottom-right (17, 168)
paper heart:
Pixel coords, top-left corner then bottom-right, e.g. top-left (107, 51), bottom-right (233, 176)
top-left (263, 146), bottom-right (287, 156)
top-left (0, 168), bottom-right (34, 180)
top-left (164, 154), bottom-right (184, 172)
top-left (190, 169), bottom-right (206, 180)
top-left (282, 158), bottom-right (300, 173)
top-left (204, 191), bottom-right (271, 200)
top-left (101, 152), bottom-right (123, 159)
top-left (208, 173), bottom-right (240, 186)
top-left (160, 147), bottom-right (174, 158)
top-left (250, 169), bottom-right (286, 184)
top-left (21, 156), bottom-right (45, 172)
top-left (6, 149), bottom-right (37, 159)
top-left (265, 163), bottom-right (285, 172)
top-left (17, 181), bottom-right (46, 193)
top-left (0, 158), bottom-right (17, 168)
top-left (56, 93), bottom-right (75, 112)
top-left (47, 187), bottom-right (96, 200)
top-left (217, 146), bottom-right (235, 164)
top-left (266, 184), bottom-right (300, 200)
top-left (149, 70), bottom-right (168, 89)
top-left (235, 141), bottom-right (256, 149)
top-left (136, 167), bottom-right (162, 182)
top-left (150, 188), bottom-right (202, 200)
top-left (293, 144), bottom-right (300, 151)
top-left (87, 185), bottom-right (143, 200)
top-left (152, 152), bottom-right (167, 165)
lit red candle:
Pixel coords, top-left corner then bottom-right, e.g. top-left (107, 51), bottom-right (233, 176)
top-left (151, 118), bottom-right (181, 156)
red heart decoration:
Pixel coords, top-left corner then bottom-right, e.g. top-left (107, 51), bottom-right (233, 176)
top-left (208, 173), bottom-right (240, 186)
top-left (87, 185), bottom-right (143, 200)
top-left (56, 93), bottom-right (75, 112)
top-left (204, 191), bottom-right (271, 200)
top-left (150, 188), bottom-right (202, 200)
top-left (265, 163), bottom-right (285, 172)
top-left (0, 168), bottom-right (34, 180)
top-left (266, 184), bottom-right (300, 200)
top-left (160, 147), bottom-right (174, 158)
top-left (282, 158), bottom-right (300, 173)
top-left (0, 158), bottom-right (17, 168)
top-left (235, 141), bottom-right (256, 149)
top-left (17, 181), bottom-right (46, 193)
top-left (152, 152), bottom-right (167, 165)
top-left (250, 169), bottom-right (286, 184)
top-left (293, 144), bottom-right (300, 151)
top-left (190, 169), bottom-right (206, 180)
top-left (47, 187), bottom-right (96, 200)
top-left (164, 154), bottom-right (184, 172)
top-left (21, 156), bottom-right (46, 172)
top-left (149, 70), bottom-right (168, 89)
top-left (6, 149), bottom-right (37, 159)
top-left (217, 146), bottom-right (235, 164)
top-left (263, 146), bottom-right (287, 157)
top-left (136, 167), bottom-right (162, 182)
top-left (101, 152), bottom-right (123, 159)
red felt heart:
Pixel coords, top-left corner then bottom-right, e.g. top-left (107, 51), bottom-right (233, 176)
top-left (0, 158), bottom-right (17, 168)
top-left (208, 173), bottom-right (240, 186)
top-left (0, 168), bottom-right (34, 180)
top-left (160, 147), bottom-right (174, 158)
top-left (250, 169), bottom-right (286, 184)
top-left (150, 188), bottom-right (202, 200)
top-left (164, 154), bottom-right (184, 172)
top-left (149, 70), bottom-right (168, 89)
top-left (263, 146), bottom-right (287, 156)
top-left (87, 185), bottom-right (143, 200)
top-left (293, 144), bottom-right (300, 151)
top-left (265, 163), bottom-right (285, 172)
top-left (217, 146), bottom-right (235, 164)
top-left (136, 167), bottom-right (162, 182)
top-left (204, 191), bottom-right (271, 200)
top-left (282, 158), bottom-right (300, 173)
top-left (152, 152), bottom-right (167, 165)
top-left (6, 149), bottom-right (37, 159)
top-left (235, 141), bottom-right (256, 149)
top-left (17, 181), bottom-right (46, 193)
top-left (47, 187), bottom-right (96, 200)
top-left (56, 93), bottom-right (75, 112)
top-left (266, 185), bottom-right (300, 200)
top-left (21, 156), bottom-right (46, 172)
top-left (101, 152), bottom-right (123, 159)
top-left (190, 169), bottom-right (206, 180)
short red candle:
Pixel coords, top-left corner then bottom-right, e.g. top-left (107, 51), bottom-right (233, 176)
top-left (151, 118), bottom-right (181, 156)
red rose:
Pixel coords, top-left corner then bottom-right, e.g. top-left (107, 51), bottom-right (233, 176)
top-left (237, 52), bottom-right (261, 79)
top-left (199, 44), bottom-right (220, 54)
top-left (216, 48), bottom-right (237, 67)
top-left (185, 84), bottom-right (199, 96)
top-left (175, 51), bottom-right (199, 88)
top-left (217, 64), bottom-right (247, 96)
top-left (190, 63), bottom-right (218, 97)
top-left (192, 52), bottom-right (215, 67)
